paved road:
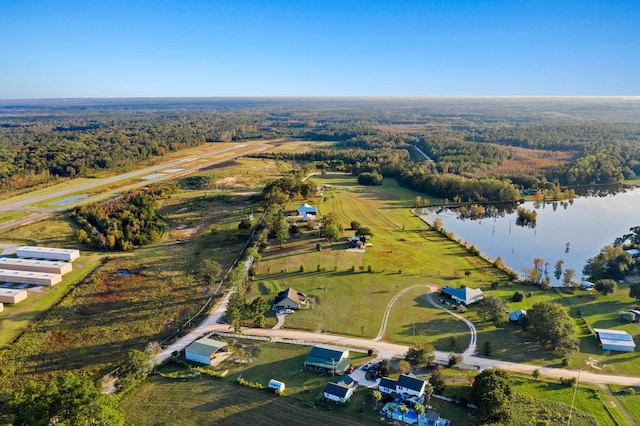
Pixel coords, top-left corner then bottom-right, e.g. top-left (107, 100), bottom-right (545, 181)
top-left (0, 142), bottom-right (269, 230)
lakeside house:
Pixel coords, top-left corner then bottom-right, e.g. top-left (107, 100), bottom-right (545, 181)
top-left (441, 286), bottom-right (484, 305)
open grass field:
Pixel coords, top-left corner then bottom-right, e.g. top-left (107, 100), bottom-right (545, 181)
top-left (0, 210), bottom-right (31, 224)
top-left (247, 174), bottom-right (509, 346)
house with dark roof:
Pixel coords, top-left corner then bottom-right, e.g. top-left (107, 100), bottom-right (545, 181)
top-left (304, 344), bottom-right (351, 374)
top-left (323, 381), bottom-right (355, 403)
top-left (377, 374), bottom-right (428, 402)
top-left (441, 286), bottom-right (483, 305)
top-left (272, 287), bottom-right (307, 310)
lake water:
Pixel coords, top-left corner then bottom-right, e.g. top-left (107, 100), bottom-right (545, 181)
top-left (419, 189), bottom-right (640, 286)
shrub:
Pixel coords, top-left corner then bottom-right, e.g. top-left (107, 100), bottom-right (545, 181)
top-left (316, 243), bottom-right (322, 251)
top-left (317, 264), bottom-right (322, 272)
top-left (299, 265), bottom-right (305, 273)
top-left (623, 387), bottom-right (636, 395)
top-left (350, 265), bottom-right (355, 272)
top-left (559, 377), bottom-right (577, 387)
top-left (367, 265), bottom-right (373, 273)
top-left (512, 291), bottom-right (525, 302)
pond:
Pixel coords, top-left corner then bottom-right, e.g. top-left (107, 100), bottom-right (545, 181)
top-left (419, 188), bottom-right (640, 286)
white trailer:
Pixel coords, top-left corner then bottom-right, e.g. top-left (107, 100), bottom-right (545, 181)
top-left (0, 269), bottom-right (62, 286)
top-left (0, 258), bottom-right (73, 275)
top-left (16, 246), bottom-right (80, 262)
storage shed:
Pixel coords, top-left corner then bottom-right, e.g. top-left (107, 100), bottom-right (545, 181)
top-left (594, 328), bottom-right (636, 352)
top-left (268, 379), bottom-right (285, 392)
top-left (16, 246), bottom-right (80, 262)
top-left (0, 269), bottom-right (62, 286)
top-left (184, 337), bottom-right (230, 366)
top-left (0, 288), bottom-right (28, 304)
top-left (0, 258), bottom-right (73, 275)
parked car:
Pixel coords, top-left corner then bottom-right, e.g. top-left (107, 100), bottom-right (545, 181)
top-left (283, 309), bottom-right (294, 314)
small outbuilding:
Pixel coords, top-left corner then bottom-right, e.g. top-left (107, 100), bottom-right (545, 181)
top-left (508, 309), bottom-right (527, 322)
top-left (626, 309), bottom-right (640, 323)
top-left (441, 286), bottom-right (484, 305)
top-left (0, 288), bottom-right (28, 304)
top-left (184, 337), bottom-right (230, 366)
top-left (0, 302), bottom-right (4, 312)
top-left (323, 381), bottom-right (355, 403)
top-left (625, 249), bottom-right (640, 259)
top-left (268, 379), bottom-right (285, 392)
top-left (16, 246), bottom-right (80, 262)
top-left (594, 328), bottom-right (636, 352)
top-left (297, 203), bottom-right (317, 221)
top-left (272, 287), bottom-right (307, 310)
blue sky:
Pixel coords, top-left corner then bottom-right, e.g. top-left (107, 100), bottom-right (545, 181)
top-left (1, 0), bottom-right (638, 98)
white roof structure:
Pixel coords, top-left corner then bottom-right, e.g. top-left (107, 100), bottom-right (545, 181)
top-left (16, 246), bottom-right (80, 262)
top-left (0, 258), bottom-right (73, 275)
top-left (297, 203), bottom-right (317, 214)
top-left (0, 269), bottom-right (62, 286)
top-left (0, 288), bottom-right (28, 304)
top-left (594, 328), bottom-right (636, 352)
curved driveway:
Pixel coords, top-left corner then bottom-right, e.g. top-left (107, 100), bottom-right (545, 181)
top-left (158, 281), bottom-right (640, 387)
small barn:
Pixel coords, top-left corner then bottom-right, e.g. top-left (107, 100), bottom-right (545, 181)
top-left (323, 381), bottom-right (355, 403)
top-left (594, 328), bottom-right (636, 352)
top-left (0, 288), bottom-right (28, 304)
top-left (626, 309), bottom-right (640, 323)
top-left (268, 379), bottom-right (285, 392)
top-left (441, 286), bottom-right (484, 305)
top-left (304, 344), bottom-right (351, 374)
top-left (272, 287), bottom-right (307, 310)
top-left (508, 309), bottom-right (527, 322)
top-left (184, 337), bottom-right (230, 365)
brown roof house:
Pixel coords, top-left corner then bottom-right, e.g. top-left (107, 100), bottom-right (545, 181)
top-left (272, 287), bottom-right (308, 311)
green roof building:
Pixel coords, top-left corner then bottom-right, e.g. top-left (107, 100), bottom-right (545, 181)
top-left (304, 344), bottom-right (351, 374)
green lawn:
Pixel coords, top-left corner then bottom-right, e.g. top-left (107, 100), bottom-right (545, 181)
top-left (248, 174), bottom-right (508, 345)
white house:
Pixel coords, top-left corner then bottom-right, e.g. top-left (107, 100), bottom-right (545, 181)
top-left (323, 381), bottom-right (355, 403)
top-left (441, 286), bottom-right (484, 305)
top-left (184, 337), bottom-right (230, 365)
top-left (297, 204), bottom-right (317, 221)
top-left (377, 374), bottom-right (428, 402)
top-left (594, 328), bottom-right (636, 352)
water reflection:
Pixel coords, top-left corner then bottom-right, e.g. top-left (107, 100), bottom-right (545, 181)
top-left (419, 186), bottom-right (640, 287)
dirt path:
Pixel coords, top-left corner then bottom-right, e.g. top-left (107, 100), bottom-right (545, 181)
top-left (598, 384), bottom-right (637, 425)
top-left (374, 284), bottom-right (436, 341)
top-left (425, 292), bottom-right (477, 356)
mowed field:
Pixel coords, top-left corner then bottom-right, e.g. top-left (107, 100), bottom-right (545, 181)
top-left (247, 174), bottom-right (507, 346)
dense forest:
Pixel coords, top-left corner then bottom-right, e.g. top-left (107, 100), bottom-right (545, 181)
top-left (2, 97), bottom-right (640, 199)
top-left (71, 185), bottom-right (173, 250)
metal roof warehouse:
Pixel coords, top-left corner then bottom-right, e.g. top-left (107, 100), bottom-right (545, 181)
top-left (0, 258), bottom-right (73, 275)
top-left (0, 269), bottom-right (62, 286)
top-left (16, 246), bottom-right (80, 262)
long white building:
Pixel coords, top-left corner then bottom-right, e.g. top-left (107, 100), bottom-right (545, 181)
top-left (0, 288), bottom-right (28, 304)
top-left (0, 258), bottom-right (73, 275)
top-left (16, 246), bottom-right (80, 262)
top-left (0, 269), bottom-right (62, 286)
